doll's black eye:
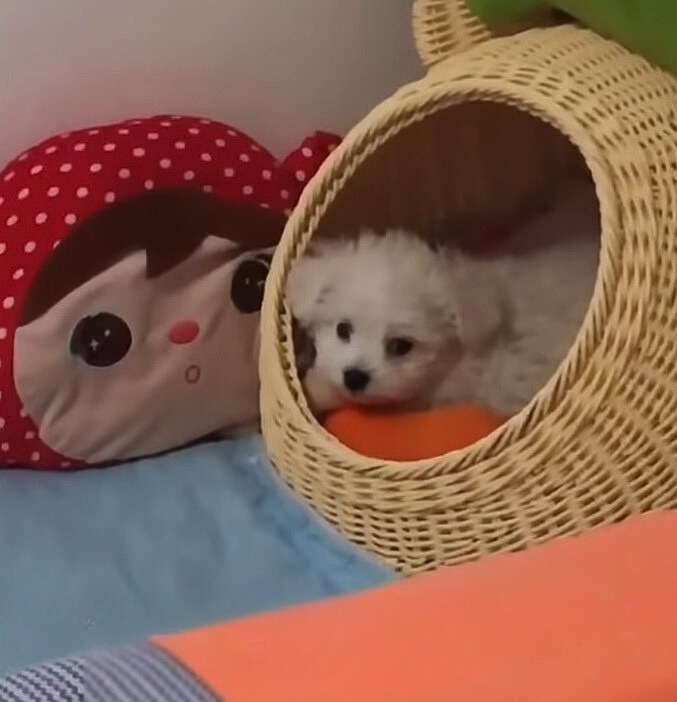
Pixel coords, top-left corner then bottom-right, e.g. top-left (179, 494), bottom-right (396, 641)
top-left (70, 313), bottom-right (132, 367)
top-left (336, 321), bottom-right (353, 341)
top-left (231, 257), bottom-right (270, 314)
top-left (385, 337), bottom-right (414, 357)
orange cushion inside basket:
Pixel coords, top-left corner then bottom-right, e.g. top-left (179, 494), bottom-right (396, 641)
top-left (156, 511), bottom-right (677, 702)
top-left (324, 405), bottom-right (506, 460)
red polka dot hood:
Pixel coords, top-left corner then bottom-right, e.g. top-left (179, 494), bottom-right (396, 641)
top-left (0, 115), bottom-right (340, 469)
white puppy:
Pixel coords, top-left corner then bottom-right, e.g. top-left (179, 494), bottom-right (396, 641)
top-left (287, 179), bottom-right (599, 417)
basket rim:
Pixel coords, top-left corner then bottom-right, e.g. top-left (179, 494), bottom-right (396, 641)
top-left (261, 60), bottom-right (655, 484)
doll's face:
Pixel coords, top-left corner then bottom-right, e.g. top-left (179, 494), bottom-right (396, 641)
top-left (13, 236), bottom-right (271, 462)
top-left (10, 189), bottom-right (285, 464)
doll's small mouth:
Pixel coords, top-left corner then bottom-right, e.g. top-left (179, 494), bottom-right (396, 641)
top-left (185, 365), bottom-right (201, 384)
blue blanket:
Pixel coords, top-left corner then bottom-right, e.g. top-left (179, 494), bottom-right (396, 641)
top-left (0, 437), bottom-right (394, 674)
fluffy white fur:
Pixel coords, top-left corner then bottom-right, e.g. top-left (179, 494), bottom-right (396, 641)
top-left (287, 178), bottom-right (600, 416)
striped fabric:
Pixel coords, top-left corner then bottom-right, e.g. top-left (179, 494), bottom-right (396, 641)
top-left (0, 644), bottom-right (220, 702)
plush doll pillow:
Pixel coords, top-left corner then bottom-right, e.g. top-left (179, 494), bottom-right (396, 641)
top-left (0, 115), bottom-right (339, 469)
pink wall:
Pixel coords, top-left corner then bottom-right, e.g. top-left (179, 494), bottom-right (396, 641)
top-left (0, 0), bottom-right (421, 164)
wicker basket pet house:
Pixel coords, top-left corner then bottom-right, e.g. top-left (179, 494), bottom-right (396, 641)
top-left (259, 0), bottom-right (677, 574)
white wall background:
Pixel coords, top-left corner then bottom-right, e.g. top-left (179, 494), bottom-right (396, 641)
top-left (0, 0), bottom-right (421, 165)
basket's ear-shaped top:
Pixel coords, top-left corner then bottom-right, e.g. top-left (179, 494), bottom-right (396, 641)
top-left (412, 0), bottom-right (564, 68)
top-left (413, 0), bottom-right (494, 68)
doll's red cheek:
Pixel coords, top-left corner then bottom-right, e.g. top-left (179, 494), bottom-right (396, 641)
top-left (168, 320), bottom-right (200, 345)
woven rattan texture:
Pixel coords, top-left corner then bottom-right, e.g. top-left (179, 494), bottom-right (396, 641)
top-left (412, 0), bottom-right (564, 67)
top-left (413, 0), bottom-right (492, 67)
top-left (260, 18), bottom-right (677, 573)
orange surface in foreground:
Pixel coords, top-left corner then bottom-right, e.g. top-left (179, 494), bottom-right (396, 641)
top-left (158, 510), bottom-right (677, 702)
top-left (324, 404), bottom-right (505, 460)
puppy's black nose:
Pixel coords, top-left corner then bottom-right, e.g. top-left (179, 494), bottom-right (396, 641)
top-left (343, 368), bottom-right (370, 393)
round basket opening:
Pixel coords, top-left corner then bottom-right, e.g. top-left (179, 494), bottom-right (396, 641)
top-left (314, 101), bottom-right (594, 244)
top-left (290, 100), bottom-right (601, 461)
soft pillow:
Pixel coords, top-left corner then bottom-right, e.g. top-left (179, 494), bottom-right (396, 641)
top-left (0, 116), bottom-right (339, 468)
top-left (325, 405), bottom-right (506, 460)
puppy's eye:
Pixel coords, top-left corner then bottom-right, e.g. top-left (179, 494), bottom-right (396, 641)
top-left (385, 337), bottom-right (414, 357)
top-left (336, 321), bottom-right (353, 341)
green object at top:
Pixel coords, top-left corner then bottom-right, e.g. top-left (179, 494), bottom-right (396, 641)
top-left (466, 0), bottom-right (677, 74)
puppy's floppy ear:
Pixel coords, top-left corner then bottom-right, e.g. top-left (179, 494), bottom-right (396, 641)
top-left (285, 250), bottom-right (334, 325)
top-left (450, 256), bottom-right (504, 350)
